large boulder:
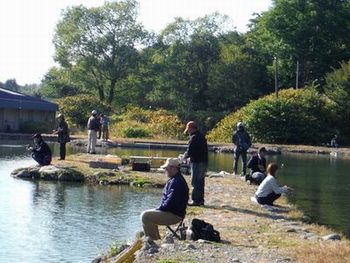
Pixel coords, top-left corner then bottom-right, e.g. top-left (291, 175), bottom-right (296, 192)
top-left (11, 165), bottom-right (85, 182)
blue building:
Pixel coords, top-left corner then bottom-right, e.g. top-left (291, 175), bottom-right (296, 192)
top-left (0, 88), bottom-right (58, 132)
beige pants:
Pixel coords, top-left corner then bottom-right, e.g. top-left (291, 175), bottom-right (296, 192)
top-left (141, 209), bottom-right (182, 240)
top-left (87, 130), bottom-right (97, 153)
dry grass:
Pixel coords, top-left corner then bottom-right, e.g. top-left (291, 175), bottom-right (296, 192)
top-left (291, 241), bottom-right (350, 263)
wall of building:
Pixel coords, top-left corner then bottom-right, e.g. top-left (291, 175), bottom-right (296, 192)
top-left (0, 108), bottom-right (56, 133)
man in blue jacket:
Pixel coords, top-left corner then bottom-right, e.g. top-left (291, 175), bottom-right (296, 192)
top-left (141, 158), bottom-right (189, 240)
top-left (183, 121), bottom-right (208, 206)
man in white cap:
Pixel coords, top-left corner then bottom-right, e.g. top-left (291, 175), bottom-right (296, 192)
top-left (141, 158), bottom-right (189, 240)
top-left (87, 110), bottom-right (100, 154)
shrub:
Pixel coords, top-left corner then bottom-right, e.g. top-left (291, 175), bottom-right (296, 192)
top-left (109, 106), bottom-right (186, 140)
top-left (56, 95), bottom-right (111, 127)
top-left (207, 88), bottom-right (336, 145)
top-left (121, 127), bottom-right (151, 138)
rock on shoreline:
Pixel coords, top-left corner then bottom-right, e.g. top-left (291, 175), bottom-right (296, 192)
top-left (11, 165), bottom-right (85, 182)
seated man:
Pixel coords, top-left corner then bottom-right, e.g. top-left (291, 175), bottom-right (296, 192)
top-left (141, 158), bottom-right (189, 240)
top-left (246, 147), bottom-right (267, 184)
top-left (27, 133), bottom-right (52, 166)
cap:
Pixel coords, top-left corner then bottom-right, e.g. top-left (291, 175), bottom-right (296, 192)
top-left (160, 158), bottom-right (180, 169)
top-left (237, 122), bottom-right (244, 128)
top-left (57, 113), bottom-right (63, 118)
top-left (184, 121), bottom-right (197, 134)
top-left (91, 110), bottom-right (97, 115)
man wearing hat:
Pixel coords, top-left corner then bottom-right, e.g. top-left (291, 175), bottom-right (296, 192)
top-left (53, 113), bottom-right (70, 160)
top-left (27, 134), bottom-right (52, 166)
top-left (232, 122), bottom-right (251, 176)
top-left (141, 158), bottom-right (189, 240)
top-left (183, 121), bottom-right (208, 206)
top-left (87, 110), bottom-right (100, 154)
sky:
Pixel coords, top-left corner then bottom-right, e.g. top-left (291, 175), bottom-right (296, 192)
top-left (0, 0), bottom-right (272, 85)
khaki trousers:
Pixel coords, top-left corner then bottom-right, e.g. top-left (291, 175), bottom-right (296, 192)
top-left (141, 209), bottom-right (182, 240)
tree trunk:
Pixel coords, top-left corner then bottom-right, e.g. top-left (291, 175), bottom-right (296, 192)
top-left (98, 85), bottom-right (105, 101)
top-left (108, 79), bottom-right (117, 104)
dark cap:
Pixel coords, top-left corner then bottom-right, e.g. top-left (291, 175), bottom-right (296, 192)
top-left (259, 147), bottom-right (267, 153)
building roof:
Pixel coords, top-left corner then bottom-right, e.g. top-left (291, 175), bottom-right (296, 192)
top-left (0, 88), bottom-right (58, 112)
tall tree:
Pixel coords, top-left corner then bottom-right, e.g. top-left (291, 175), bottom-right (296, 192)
top-left (247, 0), bottom-right (350, 88)
top-left (53, 0), bottom-right (146, 103)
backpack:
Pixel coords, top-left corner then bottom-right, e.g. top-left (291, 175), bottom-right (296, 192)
top-left (190, 218), bottom-right (221, 242)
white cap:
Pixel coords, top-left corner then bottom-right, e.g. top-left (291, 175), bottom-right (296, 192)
top-left (237, 122), bottom-right (244, 128)
top-left (91, 110), bottom-right (97, 115)
top-left (160, 158), bottom-right (180, 169)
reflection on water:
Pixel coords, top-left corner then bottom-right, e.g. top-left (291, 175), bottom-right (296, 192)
top-left (1, 140), bottom-right (350, 262)
top-left (0, 143), bottom-right (161, 263)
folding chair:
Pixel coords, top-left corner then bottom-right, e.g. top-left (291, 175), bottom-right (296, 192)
top-left (166, 218), bottom-right (186, 240)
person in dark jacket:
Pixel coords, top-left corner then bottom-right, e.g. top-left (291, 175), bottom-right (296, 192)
top-left (141, 158), bottom-right (189, 240)
top-left (27, 133), bottom-right (52, 166)
top-left (183, 121), bottom-right (208, 206)
top-left (53, 114), bottom-right (70, 160)
top-left (87, 110), bottom-right (100, 154)
top-left (246, 147), bottom-right (267, 184)
top-left (232, 122), bottom-right (251, 176)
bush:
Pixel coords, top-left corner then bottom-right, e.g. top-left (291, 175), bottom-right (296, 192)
top-left (109, 106), bottom-right (186, 140)
top-left (207, 88), bottom-right (336, 145)
top-left (121, 127), bottom-right (150, 138)
top-left (56, 95), bottom-right (111, 127)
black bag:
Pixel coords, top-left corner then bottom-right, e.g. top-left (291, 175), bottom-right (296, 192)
top-left (190, 218), bottom-right (221, 242)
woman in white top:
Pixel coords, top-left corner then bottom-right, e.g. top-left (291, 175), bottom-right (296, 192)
top-left (255, 163), bottom-right (293, 205)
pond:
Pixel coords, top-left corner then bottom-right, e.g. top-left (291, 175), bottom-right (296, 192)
top-left (0, 142), bottom-right (161, 263)
top-left (1, 140), bottom-right (350, 262)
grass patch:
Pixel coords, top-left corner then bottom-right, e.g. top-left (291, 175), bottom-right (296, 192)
top-left (291, 241), bottom-right (350, 263)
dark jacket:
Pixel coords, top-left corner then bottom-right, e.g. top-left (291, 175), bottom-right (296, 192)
top-left (247, 154), bottom-right (266, 174)
top-left (232, 129), bottom-right (251, 152)
top-left (32, 141), bottom-right (52, 159)
top-left (87, 116), bottom-right (100, 131)
top-left (57, 120), bottom-right (70, 143)
top-left (158, 171), bottom-right (189, 218)
top-left (184, 130), bottom-right (208, 163)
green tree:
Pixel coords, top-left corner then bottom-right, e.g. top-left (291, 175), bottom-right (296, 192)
top-left (247, 0), bottom-right (350, 88)
top-left (53, 0), bottom-right (146, 103)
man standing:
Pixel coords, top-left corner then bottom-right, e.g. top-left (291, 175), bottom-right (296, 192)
top-left (141, 158), bottom-right (189, 240)
top-left (100, 114), bottom-right (109, 141)
top-left (247, 147), bottom-right (267, 184)
top-left (53, 113), bottom-right (70, 160)
top-left (87, 110), bottom-right (100, 154)
top-left (183, 121), bottom-right (208, 206)
top-left (232, 122), bottom-right (251, 176)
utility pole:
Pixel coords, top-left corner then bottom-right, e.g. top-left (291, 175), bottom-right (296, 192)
top-left (296, 60), bottom-right (299, 89)
top-left (274, 56), bottom-right (278, 98)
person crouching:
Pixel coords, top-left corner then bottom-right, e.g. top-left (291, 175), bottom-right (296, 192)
top-left (141, 158), bottom-right (189, 240)
top-left (255, 163), bottom-right (293, 206)
top-left (27, 133), bottom-right (52, 166)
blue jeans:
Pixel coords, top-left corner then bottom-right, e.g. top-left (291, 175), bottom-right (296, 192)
top-left (191, 162), bottom-right (207, 204)
top-left (233, 149), bottom-right (247, 175)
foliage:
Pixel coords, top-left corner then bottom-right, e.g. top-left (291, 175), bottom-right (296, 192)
top-left (121, 127), bottom-right (150, 138)
top-left (56, 95), bottom-right (111, 127)
top-left (109, 106), bottom-right (185, 140)
top-left (207, 88), bottom-right (336, 145)
top-left (247, 0), bottom-right (350, 87)
top-left (53, 0), bottom-right (147, 103)
top-left (324, 61), bottom-right (350, 144)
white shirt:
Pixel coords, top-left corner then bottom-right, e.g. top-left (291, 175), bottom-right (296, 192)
top-left (255, 174), bottom-right (288, 198)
